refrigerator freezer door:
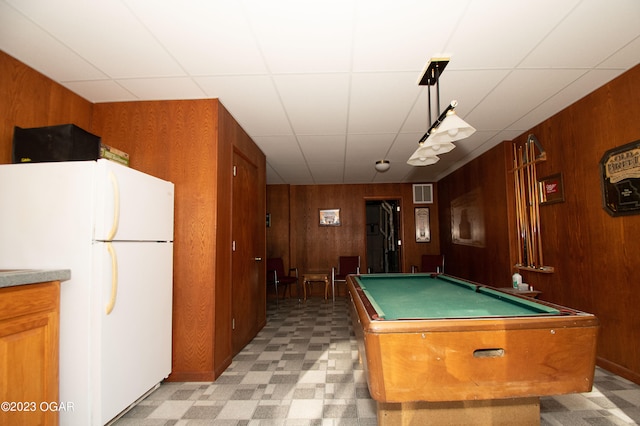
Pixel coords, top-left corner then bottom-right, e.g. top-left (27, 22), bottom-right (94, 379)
top-left (93, 241), bottom-right (173, 424)
top-left (94, 159), bottom-right (174, 242)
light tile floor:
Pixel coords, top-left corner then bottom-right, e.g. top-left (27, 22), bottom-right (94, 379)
top-left (112, 297), bottom-right (640, 425)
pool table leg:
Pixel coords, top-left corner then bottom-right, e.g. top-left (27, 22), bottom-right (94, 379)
top-left (377, 397), bottom-right (540, 426)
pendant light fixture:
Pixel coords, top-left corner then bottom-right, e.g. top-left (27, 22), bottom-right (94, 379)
top-left (407, 58), bottom-right (476, 166)
top-left (375, 160), bottom-right (390, 172)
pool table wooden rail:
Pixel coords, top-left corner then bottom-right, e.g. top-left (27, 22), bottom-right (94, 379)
top-left (347, 274), bottom-right (600, 404)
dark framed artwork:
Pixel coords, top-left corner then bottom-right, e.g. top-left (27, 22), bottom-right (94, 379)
top-left (319, 208), bottom-right (341, 226)
top-left (414, 207), bottom-right (430, 242)
top-left (538, 173), bottom-right (565, 205)
top-left (600, 140), bottom-right (640, 217)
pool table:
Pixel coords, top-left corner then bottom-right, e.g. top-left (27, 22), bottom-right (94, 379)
top-left (347, 273), bottom-right (599, 425)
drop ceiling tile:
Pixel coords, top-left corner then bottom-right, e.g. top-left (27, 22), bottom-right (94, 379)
top-left (117, 77), bottom-right (207, 100)
top-left (298, 135), bottom-right (346, 163)
top-left (195, 75), bottom-right (292, 136)
top-left (6, 0), bottom-right (184, 78)
top-left (511, 69), bottom-right (627, 131)
top-left (351, 0), bottom-right (467, 72)
top-left (348, 72), bottom-right (421, 134)
top-left (308, 161), bottom-right (346, 184)
top-left (242, 0), bottom-right (355, 73)
top-left (345, 133), bottom-right (399, 163)
top-left (466, 68), bottom-right (587, 131)
top-left (343, 160), bottom-right (378, 183)
top-left (252, 135), bottom-right (303, 161)
top-left (266, 165), bottom-right (286, 184)
top-left (125, 0), bottom-right (267, 75)
top-left (520, 0), bottom-right (640, 69)
top-left (62, 80), bottom-right (136, 103)
top-left (0, 2), bottom-right (107, 82)
top-left (273, 74), bottom-right (350, 134)
top-left (601, 37), bottom-right (640, 68)
top-left (388, 132), bottom-right (425, 161)
top-left (446, 0), bottom-right (580, 69)
top-left (403, 165), bottom-right (441, 183)
top-left (268, 162), bottom-right (314, 184)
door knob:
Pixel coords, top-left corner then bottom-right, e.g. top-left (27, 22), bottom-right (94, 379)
top-left (254, 257), bottom-right (263, 261)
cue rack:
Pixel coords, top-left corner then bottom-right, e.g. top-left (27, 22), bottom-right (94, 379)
top-left (512, 134), bottom-right (552, 271)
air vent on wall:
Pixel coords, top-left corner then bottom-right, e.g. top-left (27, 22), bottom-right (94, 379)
top-left (413, 184), bottom-right (433, 204)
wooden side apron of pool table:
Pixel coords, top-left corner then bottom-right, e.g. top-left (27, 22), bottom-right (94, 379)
top-left (347, 274), bottom-right (599, 424)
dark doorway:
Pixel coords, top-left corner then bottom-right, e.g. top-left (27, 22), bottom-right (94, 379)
top-left (365, 199), bottom-right (401, 273)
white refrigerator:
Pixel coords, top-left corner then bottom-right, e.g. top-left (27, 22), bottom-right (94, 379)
top-left (0, 159), bottom-right (174, 425)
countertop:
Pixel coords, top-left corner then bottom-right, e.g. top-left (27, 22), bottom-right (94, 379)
top-left (0, 269), bottom-right (71, 289)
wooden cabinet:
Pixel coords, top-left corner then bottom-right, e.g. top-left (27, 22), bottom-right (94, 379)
top-left (0, 281), bottom-right (61, 426)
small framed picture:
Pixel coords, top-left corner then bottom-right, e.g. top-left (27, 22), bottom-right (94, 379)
top-left (538, 173), bottom-right (564, 205)
top-left (319, 208), bottom-right (341, 226)
top-left (415, 207), bottom-right (431, 242)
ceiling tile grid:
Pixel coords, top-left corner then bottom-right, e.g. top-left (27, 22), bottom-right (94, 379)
top-left (1, 0), bottom-right (639, 184)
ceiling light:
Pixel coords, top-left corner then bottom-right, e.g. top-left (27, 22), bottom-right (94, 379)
top-left (429, 107), bottom-right (476, 143)
top-left (407, 58), bottom-right (475, 166)
top-left (418, 138), bottom-right (456, 155)
top-left (375, 160), bottom-right (390, 172)
top-left (407, 147), bottom-right (440, 166)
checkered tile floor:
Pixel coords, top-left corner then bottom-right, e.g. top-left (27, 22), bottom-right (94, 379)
top-left (112, 297), bottom-right (640, 425)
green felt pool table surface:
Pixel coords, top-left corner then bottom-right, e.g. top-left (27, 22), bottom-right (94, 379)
top-left (355, 273), bottom-right (560, 320)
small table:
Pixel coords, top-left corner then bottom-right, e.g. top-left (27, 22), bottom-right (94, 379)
top-left (302, 272), bottom-right (330, 301)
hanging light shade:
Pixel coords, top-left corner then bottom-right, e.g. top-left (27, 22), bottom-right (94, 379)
top-left (407, 143), bottom-right (440, 166)
top-left (407, 58), bottom-right (475, 167)
top-left (421, 134), bottom-right (456, 155)
top-left (429, 108), bottom-right (476, 144)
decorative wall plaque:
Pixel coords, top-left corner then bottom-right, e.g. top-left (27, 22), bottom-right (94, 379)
top-left (319, 208), bottom-right (341, 226)
top-left (600, 140), bottom-right (640, 217)
top-left (414, 207), bottom-right (431, 242)
top-left (538, 173), bottom-right (564, 205)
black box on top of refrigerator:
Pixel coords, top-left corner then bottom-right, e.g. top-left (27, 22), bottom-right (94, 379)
top-left (12, 124), bottom-right (101, 163)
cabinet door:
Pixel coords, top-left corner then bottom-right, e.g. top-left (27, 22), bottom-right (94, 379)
top-left (0, 281), bottom-right (60, 426)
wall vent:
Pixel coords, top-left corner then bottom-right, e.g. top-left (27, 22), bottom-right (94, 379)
top-left (412, 184), bottom-right (433, 204)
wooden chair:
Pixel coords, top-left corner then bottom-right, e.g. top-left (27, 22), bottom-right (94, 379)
top-left (331, 256), bottom-right (360, 302)
top-left (411, 254), bottom-right (445, 273)
top-left (266, 258), bottom-right (298, 302)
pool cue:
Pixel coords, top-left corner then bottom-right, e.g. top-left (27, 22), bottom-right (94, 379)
top-left (527, 143), bottom-right (536, 266)
top-left (529, 142), bottom-right (542, 267)
top-left (519, 145), bottom-right (533, 266)
top-left (513, 146), bottom-right (523, 266)
top-left (530, 141), bottom-right (544, 267)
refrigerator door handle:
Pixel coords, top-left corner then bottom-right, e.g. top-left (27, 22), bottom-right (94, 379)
top-left (107, 170), bottom-right (120, 241)
top-left (105, 242), bottom-right (118, 315)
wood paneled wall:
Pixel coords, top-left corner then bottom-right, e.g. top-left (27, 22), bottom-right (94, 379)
top-left (91, 100), bottom-right (224, 380)
top-left (92, 100), bottom-right (266, 381)
top-left (0, 51), bottom-right (93, 162)
top-left (267, 182), bottom-right (442, 296)
top-left (437, 142), bottom-right (513, 285)
top-left (438, 64), bottom-right (640, 384)
top-left (2, 51), bottom-right (266, 383)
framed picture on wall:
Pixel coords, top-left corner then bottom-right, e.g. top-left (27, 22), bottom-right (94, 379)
top-left (319, 208), bottom-right (341, 226)
top-left (538, 173), bottom-right (565, 205)
top-left (415, 207), bottom-right (430, 242)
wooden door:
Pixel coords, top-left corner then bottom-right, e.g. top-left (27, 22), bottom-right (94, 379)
top-left (231, 151), bottom-right (264, 354)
